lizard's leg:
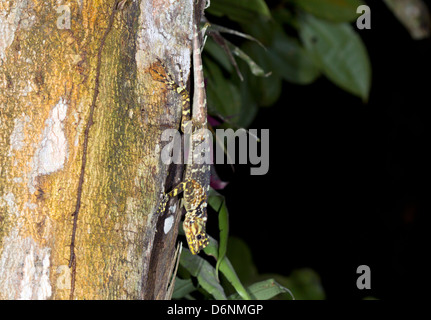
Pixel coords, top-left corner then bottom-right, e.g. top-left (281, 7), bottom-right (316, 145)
top-left (166, 181), bottom-right (188, 198)
top-left (151, 59), bottom-right (175, 87)
top-left (157, 179), bottom-right (206, 215)
top-left (156, 181), bottom-right (189, 215)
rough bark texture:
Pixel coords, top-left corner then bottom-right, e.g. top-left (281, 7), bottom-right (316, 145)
top-left (0, 0), bottom-right (192, 300)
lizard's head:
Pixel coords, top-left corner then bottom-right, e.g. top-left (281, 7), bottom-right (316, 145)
top-left (183, 209), bottom-right (209, 255)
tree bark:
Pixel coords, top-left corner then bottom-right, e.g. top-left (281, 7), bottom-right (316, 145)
top-left (0, 0), bottom-right (192, 300)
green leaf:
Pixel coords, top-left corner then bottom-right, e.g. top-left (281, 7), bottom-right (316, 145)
top-left (203, 235), bottom-right (251, 300)
top-left (208, 189), bottom-right (229, 280)
top-left (240, 15), bottom-right (277, 46)
top-left (241, 33), bottom-right (319, 107)
top-left (241, 20), bottom-right (320, 87)
top-left (237, 17), bottom-right (319, 107)
top-left (226, 236), bottom-right (258, 284)
top-left (228, 279), bottom-right (294, 300)
top-left (205, 32), bottom-right (269, 82)
top-left (180, 248), bottom-right (227, 300)
top-left (257, 269), bottom-right (326, 300)
top-left (229, 43), bottom-right (271, 78)
top-left (293, 0), bottom-right (365, 23)
top-left (299, 13), bottom-right (371, 101)
top-left (205, 37), bottom-right (234, 73)
top-left (204, 57), bottom-right (243, 125)
top-left (239, 43), bottom-right (281, 107)
top-left (236, 67), bottom-right (259, 127)
top-left (219, 257), bottom-right (252, 300)
top-left (179, 225), bottom-right (250, 299)
top-left (270, 30), bottom-right (320, 85)
top-left (172, 277), bottom-right (196, 299)
top-left (208, 0), bottom-right (271, 23)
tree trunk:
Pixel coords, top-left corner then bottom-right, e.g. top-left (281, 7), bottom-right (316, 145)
top-left (0, 0), bottom-right (192, 300)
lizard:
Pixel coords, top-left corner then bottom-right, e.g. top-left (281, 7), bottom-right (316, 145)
top-left (153, 5), bottom-right (211, 255)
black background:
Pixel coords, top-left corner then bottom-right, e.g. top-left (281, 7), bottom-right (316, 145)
top-left (216, 1), bottom-right (430, 300)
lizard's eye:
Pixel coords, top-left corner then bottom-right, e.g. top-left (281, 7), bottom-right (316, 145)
top-left (197, 234), bottom-right (202, 240)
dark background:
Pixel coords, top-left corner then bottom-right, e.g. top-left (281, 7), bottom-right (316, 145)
top-left (216, 1), bottom-right (430, 300)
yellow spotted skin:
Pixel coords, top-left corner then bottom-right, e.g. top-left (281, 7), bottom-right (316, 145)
top-left (183, 206), bottom-right (209, 255)
top-left (152, 57), bottom-right (210, 255)
top-left (156, 179), bottom-right (210, 255)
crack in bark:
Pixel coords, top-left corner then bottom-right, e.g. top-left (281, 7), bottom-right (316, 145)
top-left (68, 2), bottom-right (120, 300)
